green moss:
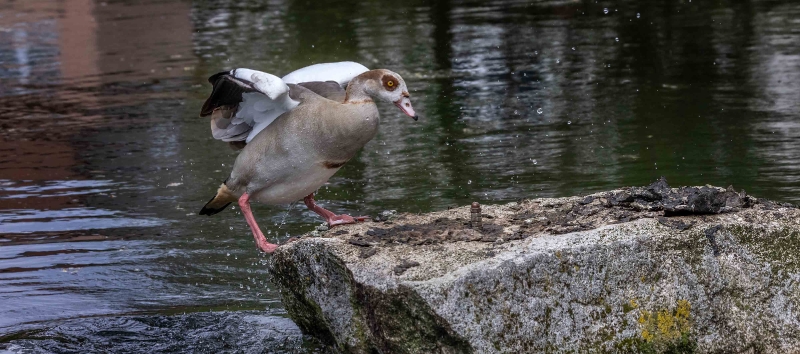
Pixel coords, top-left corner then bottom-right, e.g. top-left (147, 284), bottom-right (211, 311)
top-left (615, 332), bottom-right (696, 354)
top-left (623, 299), bottom-right (639, 313)
top-left (729, 224), bottom-right (800, 275)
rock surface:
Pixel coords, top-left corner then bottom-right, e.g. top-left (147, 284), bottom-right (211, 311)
top-left (268, 180), bottom-right (800, 353)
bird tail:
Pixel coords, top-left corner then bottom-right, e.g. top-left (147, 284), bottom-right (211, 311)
top-left (199, 182), bottom-right (237, 216)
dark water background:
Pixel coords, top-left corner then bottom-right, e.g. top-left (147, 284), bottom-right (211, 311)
top-left (1, 0), bottom-right (798, 352)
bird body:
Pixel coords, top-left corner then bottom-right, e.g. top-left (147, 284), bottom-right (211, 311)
top-left (227, 84), bottom-right (380, 205)
top-left (198, 62), bottom-right (417, 252)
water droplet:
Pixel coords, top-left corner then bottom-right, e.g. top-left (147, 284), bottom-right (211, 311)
top-left (556, 59), bottom-right (560, 64)
top-left (571, 47), bottom-right (576, 51)
top-left (514, 110), bottom-right (519, 115)
top-left (637, 13), bottom-right (641, 18)
top-left (229, 226), bottom-right (233, 230)
top-left (603, 8), bottom-right (609, 14)
top-left (537, 108), bottom-right (543, 114)
top-left (226, 253), bottom-right (230, 257)
top-left (567, 121), bottom-right (572, 125)
top-left (534, 51), bottom-right (538, 55)
top-left (615, 37), bottom-right (619, 42)
top-left (531, 159), bottom-right (538, 165)
top-left (468, 180), bottom-right (472, 185)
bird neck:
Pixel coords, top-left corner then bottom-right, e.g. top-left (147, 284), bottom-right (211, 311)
top-left (343, 74), bottom-right (375, 104)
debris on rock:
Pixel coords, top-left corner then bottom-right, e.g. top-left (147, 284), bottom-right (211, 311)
top-left (393, 259), bottom-right (420, 275)
top-left (656, 216), bottom-right (694, 231)
top-left (373, 210), bottom-right (398, 222)
top-left (358, 247), bottom-right (377, 259)
top-left (316, 178), bottom-right (767, 249)
top-left (347, 238), bottom-right (373, 247)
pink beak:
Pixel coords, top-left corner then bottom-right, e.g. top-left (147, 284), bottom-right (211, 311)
top-left (394, 96), bottom-right (418, 121)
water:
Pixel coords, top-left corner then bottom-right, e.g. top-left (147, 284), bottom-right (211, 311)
top-left (1, 0), bottom-right (798, 352)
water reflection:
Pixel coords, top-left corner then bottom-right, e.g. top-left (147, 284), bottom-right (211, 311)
top-left (1, 0), bottom-right (799, 351)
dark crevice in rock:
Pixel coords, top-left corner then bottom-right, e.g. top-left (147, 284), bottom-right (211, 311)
top-left (705, 225), bottom-right (723, 257)
top-left (269, 243), bottom-right (472, 354)
top-left (354, 284), bottom-right (473, 354)
top-left (268, 247), bottom-right (339, 348)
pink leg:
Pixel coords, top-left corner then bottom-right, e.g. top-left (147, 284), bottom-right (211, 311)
top-left (303, 192), bottom-right (369, 227)
top-left (238, 193), bottom-right (278, 253)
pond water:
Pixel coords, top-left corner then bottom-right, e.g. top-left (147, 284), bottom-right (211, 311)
top-left (1, 0), bottom-right (798, 352)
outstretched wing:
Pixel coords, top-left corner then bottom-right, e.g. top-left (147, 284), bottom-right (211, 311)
top-left (200, 62), bottom-right (369, 146)
top-left (200, 69), bottom-right (298, 144)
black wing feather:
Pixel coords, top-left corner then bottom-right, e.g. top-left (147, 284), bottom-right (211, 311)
top-left (199, 71), bottom-right (257, 117)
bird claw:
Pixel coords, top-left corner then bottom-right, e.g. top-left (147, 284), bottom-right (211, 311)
top-left (328, 214), bottom-right (370, 227)
top-left (256, 241), bottom-right (279, 253)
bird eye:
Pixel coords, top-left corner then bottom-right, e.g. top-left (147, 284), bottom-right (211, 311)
top-left (387, 81), bottom-right (394, 87)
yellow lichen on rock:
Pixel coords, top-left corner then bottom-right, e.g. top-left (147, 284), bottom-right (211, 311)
top-left (638, 299), bottom-right (692, 345)
top-left (629, 299), bottom-right (639, 309)
top-left (676, 300), bottom-right (691, 334)
top-left (641, 329), bottom-right (653, 342)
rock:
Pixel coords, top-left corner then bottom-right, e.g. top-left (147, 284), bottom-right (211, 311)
top-left (373, 210), bottom-right (398, 222)
top-left (656, 216), bottom-right (694, 231)
top-left (348, 238), bottom-right (374, 247)
top-left (393, 260), bottom-right (420, 275)
top-left (359, 247), bottom-right (378, 259)
top-left (268, 181), bottom-right (800, 353)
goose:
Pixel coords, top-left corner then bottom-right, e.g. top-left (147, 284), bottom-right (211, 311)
top-left (197, 62), bottom-right (417, 253)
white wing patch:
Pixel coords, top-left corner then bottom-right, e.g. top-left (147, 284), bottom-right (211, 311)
top-left (241, 92), bottom-right (297, 142)
top-left (228, 69), bottom-right (301, 143)
top-left (281, 61), bottom-right (369, 86)
top-left (233, 69), bottom-right (287, 99)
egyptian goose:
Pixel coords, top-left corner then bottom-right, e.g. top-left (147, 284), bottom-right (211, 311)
top-left (197, 62), bottom-right (417, 253)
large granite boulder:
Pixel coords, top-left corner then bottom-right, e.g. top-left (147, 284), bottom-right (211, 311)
top-left (269, 180), bottom-right (800, 353)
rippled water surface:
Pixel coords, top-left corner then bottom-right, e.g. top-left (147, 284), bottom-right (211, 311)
top-left (1, 0), bottom-right (799, 352)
